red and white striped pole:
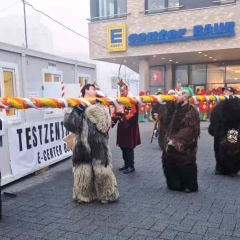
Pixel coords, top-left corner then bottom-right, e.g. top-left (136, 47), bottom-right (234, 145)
top-left (61, 81), bottom-right (65, 109)
top-left (61, 81), bottom-right (65, 98)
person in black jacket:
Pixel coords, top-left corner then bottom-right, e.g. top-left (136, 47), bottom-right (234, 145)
top-left (208, 87), bottom-right (240, 175)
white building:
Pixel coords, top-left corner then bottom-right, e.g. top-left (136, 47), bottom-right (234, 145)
top-left (0, 42), bottom-right (96, 186)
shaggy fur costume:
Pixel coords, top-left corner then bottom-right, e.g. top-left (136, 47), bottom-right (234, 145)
top-left (162, 103), bottom-right (200, 192)
top-left (208, 98), bottom-right (240, 175)
top-left (64, 103), bottom-right (119, 203)
top-left (158, 102), bottom-right (177, 150)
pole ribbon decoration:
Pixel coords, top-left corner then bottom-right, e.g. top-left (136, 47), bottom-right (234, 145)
top-left (117, 60), bottom-right (124, 97)
top-left (0, 95), bottom-right (238, 110)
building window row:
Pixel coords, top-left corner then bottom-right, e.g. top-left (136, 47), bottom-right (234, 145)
top-left (90, 0), bottom-right (127, 22)
top-left (148, 62), bottom-right (240, 95)
top-left (145, 0), bottom-right (181, 14)
top-left (145, 0), bottom-right (236, 14)
top-left (90, 0), bottom-right (236, 21)
top-left (174, 62), bottom-right (240, 94)
top-left (0, 70), bottom-right (16, 116)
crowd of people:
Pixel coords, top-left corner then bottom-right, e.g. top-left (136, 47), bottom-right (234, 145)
top-left (139, 86), bottom-right (230, 125)
top-left (61, 81), bottom-right (240, 206)
top-left (1, 82), bottom-right (240, 220)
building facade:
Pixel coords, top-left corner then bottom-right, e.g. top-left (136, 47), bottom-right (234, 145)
top-left (88, 0), bottom-right (240, 94)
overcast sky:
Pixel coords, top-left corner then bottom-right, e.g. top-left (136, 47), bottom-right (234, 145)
top-left (0, 0), bottom-right (91, 56)
top-left (0, 0), bottom-right (139, 90)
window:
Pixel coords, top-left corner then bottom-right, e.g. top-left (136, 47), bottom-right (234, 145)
top-left (90, 0), bottom-right (127, 21)
top-left (207, 64), bottom-right (225, 84)
top-left (207, 63), bottom-right (225, 94)
top-left (168, 0), bottom-right (179, 8)
top-left (213, 0), bottom-right (236, 6)
top-left (0, 63), bottom-right (20, 121)
top-left (78, 77), bottom-right (84, 85)
top-left (99, 0), bottom-right (114, 17)
top-left (226, 64), bottom-right (240, 82)
top-left (175, 65), bottom-right (188, 86)
top-left (145, 0), bottom-right (180, 14)
top-left (189, 64), bottom-right (207, 85)
top-left (53, 75), bottom-right (61, 82)
top-left (78, 76), bottom-right (89, 85)
top-left (150, 66), bottom-right (165, 86)
top-left (149, 66), bottom-right (165, 94)
top-left (44, 73), bottom-right (52, 82)
top-left (117, 0), bottom-right (126, 14)
top-left (44, 73), bottom-right (61, 82)
top-left (2, 70), bottom-right (15, 116)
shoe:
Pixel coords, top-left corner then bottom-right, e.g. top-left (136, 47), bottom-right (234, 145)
top-left (100, 200), bottom-right (110, 205)
top-left (123, 167), bottom-right (135, 174)
top-left (100, 198), bottom-right (118, 204)
top-left (215, 170), bottom-right (221, 175)
top-left (119, 165), bottom-right (128, 171)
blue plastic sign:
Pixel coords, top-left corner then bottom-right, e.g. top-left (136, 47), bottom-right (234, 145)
top-left (128, 22), bottom-right (235, 46)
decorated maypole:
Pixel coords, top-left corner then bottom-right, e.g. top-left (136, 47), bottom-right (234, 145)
top-left (117, 60), bottom-right (125, 97)
top-left (0, 94), bottom-right (238, 110)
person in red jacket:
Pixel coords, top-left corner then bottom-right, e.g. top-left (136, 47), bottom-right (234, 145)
top-left (112, 80), bottom-right (141, 174)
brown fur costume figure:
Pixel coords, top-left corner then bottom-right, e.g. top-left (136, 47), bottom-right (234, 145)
top-left (64, 102), bottom-right (119, 204)
top-left (162, 88), bottom-right (200, 193)
top-left (209, 97), bottom-right (240, 175)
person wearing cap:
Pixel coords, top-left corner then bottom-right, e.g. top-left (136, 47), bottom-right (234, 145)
top-left (208, 86), bottom-right (240, 175)
top-left (162, 87), bottom-right (200, 193)
top-left (112, 80), bottom-right (141, 174)
top-left (223, 86), bottom-right (235, 95)
top-left (63, 83), bottom-right (119, 204)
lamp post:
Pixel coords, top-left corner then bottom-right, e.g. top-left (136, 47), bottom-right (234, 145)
top-left (22, 0), bottom-right (28, 48)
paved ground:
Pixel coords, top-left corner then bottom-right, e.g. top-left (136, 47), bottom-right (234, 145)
top-left (1, 121), bottom-right (240, 240)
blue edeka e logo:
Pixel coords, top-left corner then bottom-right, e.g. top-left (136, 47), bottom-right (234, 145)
top-left (107, 24), bottom-right (126, 52)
